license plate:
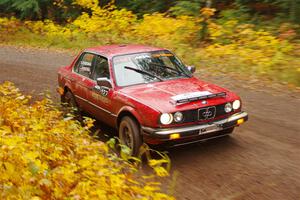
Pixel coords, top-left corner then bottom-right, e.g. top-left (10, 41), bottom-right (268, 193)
top-left (199, 124), bottom-right (222, 135)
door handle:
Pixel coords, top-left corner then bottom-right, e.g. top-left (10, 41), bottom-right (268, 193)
top-left (91, 85), bottom-right (109, 97)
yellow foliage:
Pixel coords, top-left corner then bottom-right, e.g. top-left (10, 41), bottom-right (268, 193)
top-left (0, 82), bottom-right (175, 200)
top-left (0, 17), bottom-right (20, 33)
top-left (0, 0), bottom-right (299, 85)
top-left (72, 6), bottom-right (136, 38)
top-left (73, 0), bottom-right (99, 10)
top-left (25, 20), bottom-right (73, 39)
top-left (11, 1), bottom-right (293, 74)
top-left (205, 20), bottom-right (294, 73)
top-left (134, 14), bottom-right (199, 47)
top-left (200, 7), bottom-right (216, 18)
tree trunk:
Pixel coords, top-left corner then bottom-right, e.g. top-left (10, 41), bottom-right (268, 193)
top-left (206, 0), bottom-right (213, 8)
top-left (289, 0), bottom-right (300, 23)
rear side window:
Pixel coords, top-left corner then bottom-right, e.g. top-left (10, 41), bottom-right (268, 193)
top-left (74, 53), bottom-right (95, 78)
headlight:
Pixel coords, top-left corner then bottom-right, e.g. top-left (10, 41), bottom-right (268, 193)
top-left (174, 112), bottom-right (183, 122)
top-left (224, 102), bottom-right (232, 113)
top-left (232, 100), bottom-right (241, 110)
top-left (160, 113), bottom-right (173, 125)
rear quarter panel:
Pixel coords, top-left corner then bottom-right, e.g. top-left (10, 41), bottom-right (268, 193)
top-left (57, 51), bottom-right (82, 91)
top-left (58, 66), bottom-right (73, 92)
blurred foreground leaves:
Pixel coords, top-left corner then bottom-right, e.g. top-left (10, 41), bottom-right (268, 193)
top-left (0, 81), bottom-right (174, 200)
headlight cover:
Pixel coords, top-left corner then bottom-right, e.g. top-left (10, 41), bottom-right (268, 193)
top-left (232, 100), bottom-right (241, 110)
top-left (224, 102), bottom-right (232, 113)
top-left (160, 113), bottom-right (173, 125)
top-left (174, 112), bottom-right (183, 122)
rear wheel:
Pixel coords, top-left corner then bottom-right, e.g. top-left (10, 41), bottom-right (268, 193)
top-left (119, 116), bottom-right (143, 157)
top-left (62, 91), bottom-right (81, 119)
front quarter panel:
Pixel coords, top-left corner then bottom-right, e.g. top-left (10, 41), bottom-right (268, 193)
top-left (114, 92), bottom-right (161, 128)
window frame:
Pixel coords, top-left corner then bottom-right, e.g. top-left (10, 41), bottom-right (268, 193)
top-left (73, 52), bottom-right (95, 78)
top-left (112, 50), bottom-right (190, 88)
top-left (91, 54), bottom-right (110, 80)
top-left (72, 51), bottom-right (111, 82)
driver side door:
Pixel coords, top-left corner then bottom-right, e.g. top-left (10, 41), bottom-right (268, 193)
top-left (85, 55), bottom-right (115, 126)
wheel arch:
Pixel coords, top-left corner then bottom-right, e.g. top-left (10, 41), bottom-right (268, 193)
top-left (62, 78), bottom-right (73, 95)
top-left (60, 85), bottom-right (72, 102)
top-left (63, 85), bottom-right (71, 94)
top-left (116, 107), bottom-right (142, 130)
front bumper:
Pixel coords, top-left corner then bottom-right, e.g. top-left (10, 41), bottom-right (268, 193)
top-left (142, 111), bottom-right (248, 143)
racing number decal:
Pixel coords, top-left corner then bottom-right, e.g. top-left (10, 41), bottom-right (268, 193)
top-left (100, 87), bottom-right (109, 97)
top-left (94, 85), bottom-right (109, 97)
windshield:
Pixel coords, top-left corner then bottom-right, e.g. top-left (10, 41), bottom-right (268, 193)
top-left (113, 50), bottom-right (191, 87)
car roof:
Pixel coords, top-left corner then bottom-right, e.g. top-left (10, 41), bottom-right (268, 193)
top-left (85, 44), bottom-right (166, 58)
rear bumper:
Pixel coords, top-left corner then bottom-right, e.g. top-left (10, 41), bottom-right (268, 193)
top-left (142, 111), bottom-right (248, 144)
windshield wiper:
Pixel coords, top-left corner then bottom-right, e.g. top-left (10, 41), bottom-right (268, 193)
top-left (124, 66), bottom-right (163, 81)
top-left (149, 62), bottom-right (191, 78)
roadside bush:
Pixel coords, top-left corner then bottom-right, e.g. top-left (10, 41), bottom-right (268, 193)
top-left (72, 4), bottom-right (137, 41)
top-left (25, 20), bottom-right (73, 39)
top-left (197, 19), bottom-right (300, 85)
top-left (0, 17), bottom-right (21, 33)
top-left (0, 81), bottom-right (174, 200)
top-left (205, 20), bottom-right (294, 71)
top-left (0, 0), bottom-right (299, 86)
top-left (134, 14), bottom-right (199, 48)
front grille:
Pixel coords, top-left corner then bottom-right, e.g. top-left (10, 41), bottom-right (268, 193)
top-left (175, 103), bottom-right (231, 124)
top-left (198, 106), bottom-right (216, 121)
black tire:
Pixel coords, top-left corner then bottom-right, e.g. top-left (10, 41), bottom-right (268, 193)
top-left (119, 116), bottom-right (143, 157)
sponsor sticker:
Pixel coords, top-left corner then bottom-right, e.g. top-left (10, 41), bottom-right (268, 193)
top-left (171, 91), bottom-right (212, 102)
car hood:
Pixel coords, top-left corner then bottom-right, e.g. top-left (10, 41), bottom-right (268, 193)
top-left (118, 77), bottom-right (238, 113)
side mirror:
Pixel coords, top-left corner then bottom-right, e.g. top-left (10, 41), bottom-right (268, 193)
top-left (96, 77), bottom-right (112, 88)
top-left (186, 66), bottom-right (196, 74)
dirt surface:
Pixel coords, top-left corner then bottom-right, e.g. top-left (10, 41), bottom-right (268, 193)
top-left (1, 45), bottom-right (300, 200)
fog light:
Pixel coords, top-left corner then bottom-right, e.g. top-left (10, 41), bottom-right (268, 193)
top-left (170, 133), bottom-right (180, 140)
top-left (237, 118), bottom-right (244, 125)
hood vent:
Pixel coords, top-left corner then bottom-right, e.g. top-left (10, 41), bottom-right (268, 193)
top-left (170, 91), bottom-right (226, 105)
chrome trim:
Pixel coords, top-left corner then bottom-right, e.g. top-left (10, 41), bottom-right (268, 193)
top-left (74, 95), bottom-right (117, 117)
top-left (171, 133), bottom-right (229, 147)
top-left (71, 51), bottom-right (114, 89)
top-left (198, 106), bottom-right (216, 121)
top-left (142, 111), bottom-right (248, 135)
top-left (171, 91), bottom-right (227, 105)
top-left (75, 95), bottom-right (87, 102)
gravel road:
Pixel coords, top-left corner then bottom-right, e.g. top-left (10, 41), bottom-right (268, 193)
top-left (1, 45), bottom-right (299, 200)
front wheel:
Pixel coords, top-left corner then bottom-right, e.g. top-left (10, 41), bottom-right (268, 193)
top-left (119, 116), bottom-right (143, 157)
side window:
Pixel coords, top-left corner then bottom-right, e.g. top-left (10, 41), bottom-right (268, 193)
top-left (160, 56), bottom-right (174, 69)
top-left (74, 53), bottom-right (95, 78)
top-left (92, 55), bottom-right (110, 80)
